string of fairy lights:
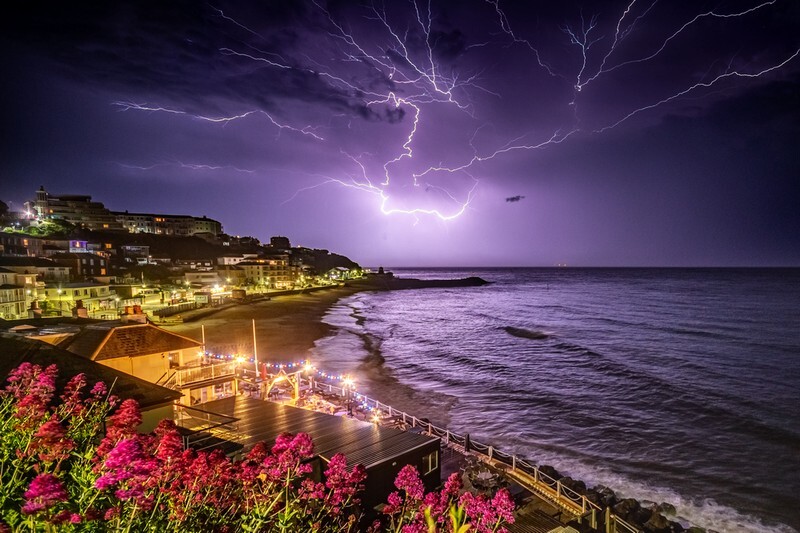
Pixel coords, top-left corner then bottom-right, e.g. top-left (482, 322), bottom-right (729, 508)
top-left (200, 351), bottom-right (378, 413)
top-left (201, 351), bottom-right (348, 381)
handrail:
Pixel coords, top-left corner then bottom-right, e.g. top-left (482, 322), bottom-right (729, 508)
top-left (174, 362), bottom-right (236, 387)
top-left (174, 403), bottom-right (239, 432)
top-left (297, 376), bottom-right (652, 532)
top-left (226, 371), bottom-right (643, 532)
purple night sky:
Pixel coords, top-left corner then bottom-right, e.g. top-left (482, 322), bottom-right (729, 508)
top-left (1, 1), bottom-right (798, 267)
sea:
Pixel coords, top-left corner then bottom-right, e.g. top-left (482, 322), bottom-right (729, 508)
top-left (310, 268), bottom-right (800, 533)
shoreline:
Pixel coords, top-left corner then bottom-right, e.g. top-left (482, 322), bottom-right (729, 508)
top-left (161, 285), bottom-right (364, 360)
top-left (161, 276), bottom-right (488, 361)
top-left (161, 278), bottom-right (485, 426)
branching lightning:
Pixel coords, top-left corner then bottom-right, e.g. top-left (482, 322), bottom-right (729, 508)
top-left (117, 161), bottom-right (255, 174)
top-left (112, 101), bottom-right (324, 140)
top-left (116, 0), bottom-right (797, 223)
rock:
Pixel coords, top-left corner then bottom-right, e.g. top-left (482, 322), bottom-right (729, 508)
top-left (631, 506), bottom-right (653, 526)
top-left (559, 476), bottom-right (587, 495)
top-left (657, 502), bottom-right (677, 516)
top-left (613, 498), bottom-right (640, 520)
top-left (685, 528), bottom-right (706, 533)
top-left (584, 488), bottom-right (599, 503)
top-left (538, 464), bottom-right (561, 481)
top-left (592, 485), bottom-right (618, 507)
top-left (643, 512), bottom-right (669, 531)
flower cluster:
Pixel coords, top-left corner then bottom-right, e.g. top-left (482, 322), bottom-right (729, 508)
top-left (1, 364), bottom-right (516, 532)
top-left (369, 463), bottom-right (516, 532)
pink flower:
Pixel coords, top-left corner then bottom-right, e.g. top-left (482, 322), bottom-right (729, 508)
top-left (89, 381), bottom-right (107, 398)
top-left (383, 491), bottom-right (403, 515)
top-left (32, 418), bottom-right (75, 463)
top-left (443, 472), bottom-right (462, 497)
top-left (60, 373), bottom-right (87, 417)
top-left (22, 473), bottom-right (67, 515)
top-left (322, 454), bottom-right (366, 512)
top-left (95, 399), bottom-right (142, 458)
top-left (10, 364), bottom-right (58, 426)
top-left (491, 489), bottom-right (515, 524)
top-left (154, 419), bottom-right (184, 461)
top-left (394, 464), bottom-right (424, 500)
top-left (95, 437), bottom-right (157, 508)
top-left (401, 523), bottom-right (428, 533)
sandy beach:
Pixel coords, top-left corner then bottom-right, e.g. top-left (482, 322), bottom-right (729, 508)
top-left (161, 287), bottom-right (362, 361)
top-left (161, 284), bottom-right (460, 426)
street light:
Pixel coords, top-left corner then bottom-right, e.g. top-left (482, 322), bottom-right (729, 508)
top-left (342, 376), bottom-right (355, 416)
top-left (304, 362), bottom-right (314, 391)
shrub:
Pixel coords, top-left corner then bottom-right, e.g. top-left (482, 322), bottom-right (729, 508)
top-left (0, 364), bottom-right (514, 532)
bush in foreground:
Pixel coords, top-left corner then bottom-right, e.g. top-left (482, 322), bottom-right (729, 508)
top-left (0, 363), bottom-right (514, 532)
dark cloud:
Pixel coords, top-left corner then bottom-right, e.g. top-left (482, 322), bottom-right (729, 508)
top-left (1, 0), bottom-right (798, 266)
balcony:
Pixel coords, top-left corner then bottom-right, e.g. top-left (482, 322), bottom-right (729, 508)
top-left (174, 362), bottom-right (237, 388)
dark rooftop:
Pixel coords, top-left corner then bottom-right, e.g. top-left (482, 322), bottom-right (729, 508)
top-left (59, 323), bottom-right (201, 361)
top-left (0, 334), bottom-right (181, 409)
top-left (0, 257), bottom-right (62, 267)
top-left (201, 396), bottom-right (438, 469)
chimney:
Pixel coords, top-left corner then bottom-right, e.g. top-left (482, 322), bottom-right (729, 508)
top-left (120, 304), bottom-right (148, 324)
top-left (28, 300), bottom-right (42, 319)
top-left (72, 299), bottom-right (89, 319)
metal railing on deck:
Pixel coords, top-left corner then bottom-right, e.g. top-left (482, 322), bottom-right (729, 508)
top-left (305, 377), bottom-right (642, 533)
top-left (174, 362), bottom-right (236, 387)
top-left (174, 404), bottom-right (240, 450)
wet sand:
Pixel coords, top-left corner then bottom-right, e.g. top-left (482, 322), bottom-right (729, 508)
top-left (161, 287), bottom-right (362, 361)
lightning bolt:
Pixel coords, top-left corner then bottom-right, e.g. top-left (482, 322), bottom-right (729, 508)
top-left (597, 48), bottom-right (800, 132)
top-left (112, 101), bottom-right (324, 140)
top-left (116, 161), bottom-right (255, 174)
top-left (116, 1), bottom-right (797, 223)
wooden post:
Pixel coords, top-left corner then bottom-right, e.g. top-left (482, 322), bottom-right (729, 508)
top-left (512, 455), bottom-right (516, 471)
top-left (488, 446), bottom-right (493, 460)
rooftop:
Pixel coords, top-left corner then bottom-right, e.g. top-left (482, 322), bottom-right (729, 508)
top-left (0, 334), bottom-right (181, 409)
top-left (200, 396), bottom-right (438, 469)
top-left (59, 322), bottom-right (201, 361)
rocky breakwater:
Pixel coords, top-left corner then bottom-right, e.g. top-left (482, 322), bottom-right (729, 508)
top-left (536, 464), bottom-right (711, 533)
top-left (346, 273), bottom-right (490, 291)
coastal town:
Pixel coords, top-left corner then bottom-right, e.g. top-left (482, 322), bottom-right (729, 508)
top-left (1, 188), bottom-right (702, 533)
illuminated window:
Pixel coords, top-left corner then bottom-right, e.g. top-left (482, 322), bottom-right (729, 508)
top-left (103, 224), bottom-right (109, 228)
top-left (422, 451), bottom-right (438, 475)
top-left (105, 243), bottom-right (112, 249)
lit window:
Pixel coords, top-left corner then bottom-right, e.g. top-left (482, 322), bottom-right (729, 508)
top-left (422, 451), bottom-right (438, 475)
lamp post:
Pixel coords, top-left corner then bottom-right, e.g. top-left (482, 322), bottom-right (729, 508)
top-left (304, 362), bottom-right (314, 392)
top-left (342, 376), bottom-right (355, 416)
top-left (56, 288), bottom-right (63, 316)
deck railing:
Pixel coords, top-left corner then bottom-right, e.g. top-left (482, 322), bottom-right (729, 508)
top-left (174, 362), bottom-right (236, 387)
top-left (304, 377), bottom-right (642, 533)
top-left (173, 403), bottom-right (240, 450)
